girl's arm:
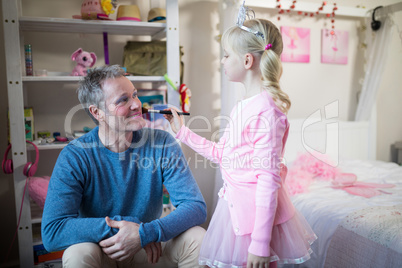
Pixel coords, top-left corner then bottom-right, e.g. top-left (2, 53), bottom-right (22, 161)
top-left (248, 111), bottom-right (287, 257)
top-left (164, 107), bottom-right (225, 164)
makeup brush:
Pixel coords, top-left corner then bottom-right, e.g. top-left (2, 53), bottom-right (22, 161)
top-left (142, 107), bottom-right (190, 116)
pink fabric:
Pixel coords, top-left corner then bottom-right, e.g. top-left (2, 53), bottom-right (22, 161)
top-left (286, 153), bottom-right (341, 195)
top-left (176, 90), bottom-right (297, 257)
top-left (331, 172), bottom-right (357, 186)
top-left (200, 198), bottom-right (316, 267)
top-left (28, 176), bottom-right (50, 209)
top-left (342, 187), bottom-right (382, 198)
top-left (286, 153), bottom-right (395, 198)
top-left (331, 172), bottom-right (395, 198)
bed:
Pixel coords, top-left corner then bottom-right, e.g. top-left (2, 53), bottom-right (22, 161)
top-left (281, 118), bottom-right (402, 268)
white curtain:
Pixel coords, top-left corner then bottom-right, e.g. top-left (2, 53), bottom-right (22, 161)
top-left (354, 9), bottom-right (394, 121)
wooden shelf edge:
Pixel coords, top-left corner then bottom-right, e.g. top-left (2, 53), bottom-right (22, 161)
top-left (22, 75), bottom-right (166, 83)
top-left (19, 16), bottom-right (167, 36)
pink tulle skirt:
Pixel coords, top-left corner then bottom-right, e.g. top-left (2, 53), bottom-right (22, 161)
top-left (199, 198), bottom-right (317, 268)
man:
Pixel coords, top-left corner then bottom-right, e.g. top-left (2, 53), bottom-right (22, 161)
top-left (41, 65), bottom-right (207, 267)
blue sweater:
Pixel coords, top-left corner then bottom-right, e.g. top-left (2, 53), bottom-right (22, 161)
top-left (41, 127), bottom-right (206, 252)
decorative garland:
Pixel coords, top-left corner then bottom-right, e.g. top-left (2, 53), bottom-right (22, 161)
top-left (275, 1), bottom-right (338, 35)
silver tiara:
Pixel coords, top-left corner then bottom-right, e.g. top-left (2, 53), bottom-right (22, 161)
top-left (236, 1), bottom-right (264, 40)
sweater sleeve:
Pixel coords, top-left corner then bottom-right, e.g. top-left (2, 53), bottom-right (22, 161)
top-left (138, 132), bottom-right (207, 246)
top-left (247, 111), bottom-right (287, 257)
top-left (175, 125), bottom-right (225, 164)
top-left (41, 147), bottom-right (141, 252)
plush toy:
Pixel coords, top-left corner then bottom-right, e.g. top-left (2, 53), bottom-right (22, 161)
top-left (72, 0), bottom-right (117, 20)
top-left (71, 48), bottom-right (97, 76)
top-left (179, 84), bottom-right (191, 113)
top-left (28, 176), bottom-right (50, 210)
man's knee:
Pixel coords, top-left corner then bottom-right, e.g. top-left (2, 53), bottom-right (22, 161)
top-left (181, 226), bottom-right (206, 247)
top-left (62, 242), bottom-right (103, 268)
top-left (172, 226), bottom-right (206, 268)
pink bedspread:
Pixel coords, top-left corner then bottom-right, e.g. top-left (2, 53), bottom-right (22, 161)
top-left (324, 205), bottom-right (402, 268)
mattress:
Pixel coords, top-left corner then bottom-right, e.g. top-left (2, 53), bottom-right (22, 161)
top-left (282, 159), bottom-right (402, 268)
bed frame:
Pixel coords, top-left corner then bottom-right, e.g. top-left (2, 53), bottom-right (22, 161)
top-left (285, 117), bottom-right (376, 165)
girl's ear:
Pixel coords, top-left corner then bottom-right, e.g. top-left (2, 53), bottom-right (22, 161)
top-left (244, 53), bottom-right (254, 70)
top-left (89, 105), bottom-right (104, 122)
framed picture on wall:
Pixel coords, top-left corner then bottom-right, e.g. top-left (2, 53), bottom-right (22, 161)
top-left (281, 26), bottom-right (310, 63)
top-left (321, 29), bottom-right (349, 64)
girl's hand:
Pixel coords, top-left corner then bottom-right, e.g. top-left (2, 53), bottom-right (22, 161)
top-left (163, 107), bottom-right (184, 134)
top-left (247, 252), bottom-right (271, 268)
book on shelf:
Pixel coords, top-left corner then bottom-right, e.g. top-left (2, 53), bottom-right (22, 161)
top-left (24, 108), bottom-right (35, 141)
top-left (7, 107), bottom-right (35, 142)
top-left (34, 244), bottom-right (64, 264)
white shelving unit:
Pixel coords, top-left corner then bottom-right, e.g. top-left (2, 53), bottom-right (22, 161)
top-left (1, 0), bottom-right (180, 267)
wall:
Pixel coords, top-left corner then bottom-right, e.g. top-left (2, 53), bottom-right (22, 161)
top-left (1, 0), bottom-right (401, 265)
top-left (178, 0), bottom-right (221, 227)
top-left (260, 12), bottom-right (363, 122)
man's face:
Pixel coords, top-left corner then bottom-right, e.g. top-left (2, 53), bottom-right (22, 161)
top-left (101, 76), bottom-right (146, 133)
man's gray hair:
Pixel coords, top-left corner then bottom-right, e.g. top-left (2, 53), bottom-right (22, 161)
top-left (77, 65), bottom-right (126, 124)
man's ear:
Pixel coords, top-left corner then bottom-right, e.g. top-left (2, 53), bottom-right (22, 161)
top-left (244, 53), bottom-right (255, 70)
top-left (89, 105), bottom-right (104, 122)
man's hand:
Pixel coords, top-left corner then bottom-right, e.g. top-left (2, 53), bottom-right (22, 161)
top-left (247, 252), bottom-right (271, 268)
top-left (144, 242), bottom-right (162, 264)
top-left (99, 216), bottom-right (142, 261)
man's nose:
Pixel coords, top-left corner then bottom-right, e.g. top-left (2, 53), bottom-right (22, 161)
top-left (129, 98), bottom-right (140, 110)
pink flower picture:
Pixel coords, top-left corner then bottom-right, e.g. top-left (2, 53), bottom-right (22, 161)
top-left (321, 29), bottom-right (349, 64)
top-left (281, 26), bottom-right (310, 63)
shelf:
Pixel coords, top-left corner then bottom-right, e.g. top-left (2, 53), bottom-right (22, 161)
top-left (22, 75), bottom-right (167, 83)
top-left (3, 1), bottom-right (179, 266)
top-left (31, 217), bottom-right (42, 225)
top-left (30, 143), bottom-right (68, 150)
top-left (32, 240), bottom-right (43, 247)
top-left (19, 17), bottom-right (167, 36)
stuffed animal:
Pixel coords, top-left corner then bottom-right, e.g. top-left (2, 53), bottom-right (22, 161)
top-left (72, 0), bottom-right (117, 20)
top-left (179, 84), bottom-right (191, 113)
top-left (28, 176), bottom-right (50, 209)
top-left (71, 48), bottom-right (97, 76)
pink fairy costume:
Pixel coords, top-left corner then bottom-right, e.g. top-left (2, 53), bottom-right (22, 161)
top-left (176, 90), bottom-right (317, 267)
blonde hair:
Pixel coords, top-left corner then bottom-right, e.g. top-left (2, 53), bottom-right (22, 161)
top-left (221, 19), bottom-right (291, 114)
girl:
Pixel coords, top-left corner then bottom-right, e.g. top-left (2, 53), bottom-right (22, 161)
top-left (164, 13), bottom-right (316, 268)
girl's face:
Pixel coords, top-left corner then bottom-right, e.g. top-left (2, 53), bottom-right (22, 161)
top-left (221, 46), bottom-right (245, 82)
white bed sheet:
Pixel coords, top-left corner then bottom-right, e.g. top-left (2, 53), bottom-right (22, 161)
top-left (282, 159), bottom-right (402, 268)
